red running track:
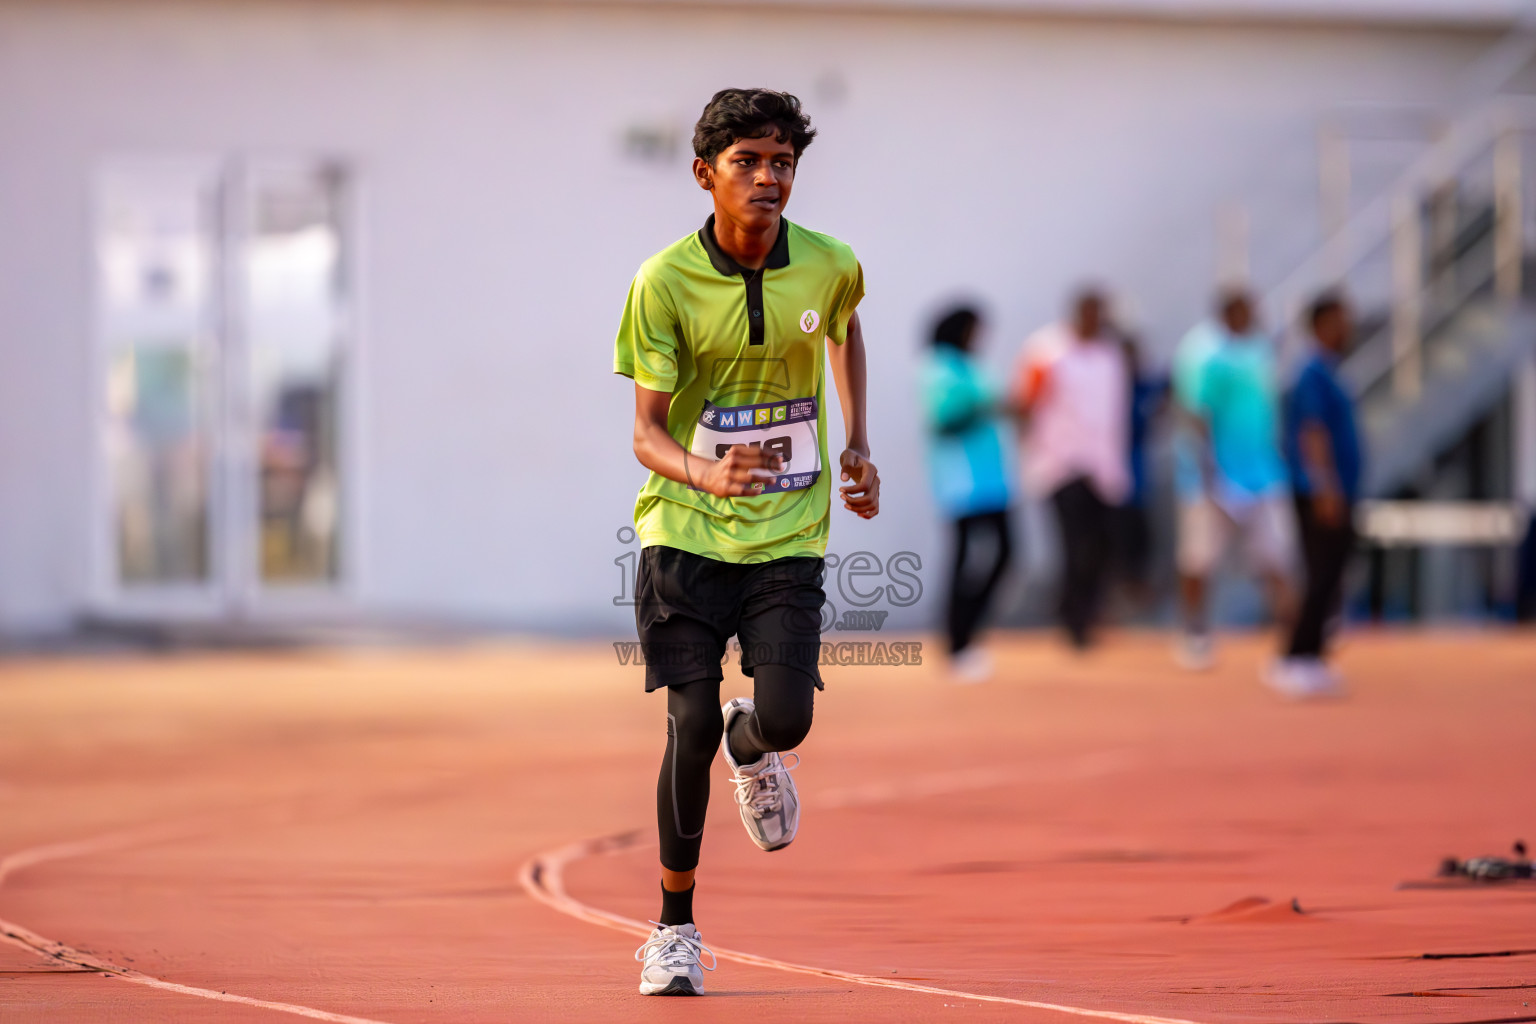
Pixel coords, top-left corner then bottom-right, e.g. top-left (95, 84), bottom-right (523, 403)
top-left (1, 631), bottom-right (1533, 1022)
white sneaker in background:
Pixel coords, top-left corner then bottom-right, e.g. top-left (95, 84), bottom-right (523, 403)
top-left (721, 697), bottom-right (801, 852)
top-left (949, 646), bottom-right (993, 685)
top-left (1175, 631), bottom-right (1215, 671)
top-left (1264, 657), bottom-right (1345, 700)
top-left (635, 922), bottom-right (715, 996)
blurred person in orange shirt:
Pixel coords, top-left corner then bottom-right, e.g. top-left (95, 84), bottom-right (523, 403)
top-left (1014, 289), bottom-right (1131, 649)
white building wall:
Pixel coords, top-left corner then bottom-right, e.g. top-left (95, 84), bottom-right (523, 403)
top-left (0, 1), bottom-right (1497, 633)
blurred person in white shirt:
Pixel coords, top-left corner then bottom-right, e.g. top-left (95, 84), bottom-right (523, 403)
top-left (1013, 289), bottom-right (1131, 649)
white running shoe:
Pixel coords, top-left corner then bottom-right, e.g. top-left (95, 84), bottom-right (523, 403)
top-left (1175, 631), bottom-right (1215, 671)
top-left (635, 922), bottom-right (715, 996)
top-left (950, 647), bottom-right (993, 685)
top-left (721, 697), bottom-right (801, 852)
top-left (1264, 657), bottom-right (1345, 700)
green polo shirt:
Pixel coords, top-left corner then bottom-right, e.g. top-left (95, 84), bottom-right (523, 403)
top-left (614, 216), bottom-right (864, 562)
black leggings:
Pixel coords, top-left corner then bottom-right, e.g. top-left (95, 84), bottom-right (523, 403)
top-left (947, 510), bottom-right (1013, 655)
top-left (657, 666), bottom-right (816, 872)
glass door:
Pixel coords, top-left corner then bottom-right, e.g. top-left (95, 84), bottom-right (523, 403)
top-left (96, 160), bottom-right (224, 612)
top-left (238, 162), bottom-right (349, 596)
top-left (95, 158), bottom-right (352, 618)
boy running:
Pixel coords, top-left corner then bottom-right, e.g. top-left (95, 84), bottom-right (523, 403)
top-left (615, 88), bottom-right (879, 996)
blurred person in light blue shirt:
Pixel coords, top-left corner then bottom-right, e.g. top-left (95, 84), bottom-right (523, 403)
top-left (1196, 329), bottom-right (1290, 504)
top-left (1173, 289), bottom-right (1296, 671)
top-left (921, 305), bottom-right (1015, 681)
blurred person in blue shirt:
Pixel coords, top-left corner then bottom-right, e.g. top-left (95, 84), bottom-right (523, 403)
top-left (1114, 331), bottom-right (1168, 603)
top-left (1276, 293), bottom-right (1362, 696)
top-left (921, 305), bottom-right (1015, 682)
top-left (1174, 289), bottom-right (1296, 670)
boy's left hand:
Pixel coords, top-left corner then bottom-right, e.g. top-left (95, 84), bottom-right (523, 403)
top-left (838, 449), bottom-right (880, 519)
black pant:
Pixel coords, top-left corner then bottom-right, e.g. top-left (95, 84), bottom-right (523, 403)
top-left (1517, 512), bottom-right (1536, 622)
top-left (1110, 502), bottom-right (1151, 588)
top-left (1287, 495), bottom-right (1356, 658)
top-left (657, 668), bottom-right (815, 872)
top-left (946, 509), bottom-right (1013, 655)
top-left (1050, 478), bottom-right (1112, 648)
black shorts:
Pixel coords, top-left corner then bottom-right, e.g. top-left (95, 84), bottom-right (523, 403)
top-left (634, 545), bottom-right (826, 693)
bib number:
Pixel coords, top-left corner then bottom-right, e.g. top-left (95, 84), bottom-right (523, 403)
top-left (691, 397), bottom-right (820, 493)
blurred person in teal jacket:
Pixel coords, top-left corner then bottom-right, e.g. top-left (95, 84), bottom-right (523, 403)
top-left (921, 305), bottom-right (1016, 682)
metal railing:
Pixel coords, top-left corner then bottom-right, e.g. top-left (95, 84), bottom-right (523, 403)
top-left (1270, 98), bottom-right (1536, 403)
top-left (1358, 500), bottom-right (1528, 547)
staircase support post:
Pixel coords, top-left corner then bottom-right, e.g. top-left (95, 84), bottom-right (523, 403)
top-left (1495, 126), bottom-right (1523, 302)
top-left (1516, 356), bottom-right (1536, 513)
top-left (1391, 192), bottom-right (1423, 400)
top-left (1318, 119), bottom-right (1351, 281)
top-left (1429, 182), bottom-right (1458, 314)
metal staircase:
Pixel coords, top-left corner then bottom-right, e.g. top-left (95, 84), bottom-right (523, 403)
top-left (1353, 295), bottom-right (1535, 497)
top-left (1256, 72), bottom-right (1536, 617)
top-left (1262, 97), bottom-right (1536, 507)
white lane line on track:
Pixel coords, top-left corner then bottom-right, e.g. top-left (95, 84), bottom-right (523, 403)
top-left (0, 827), bottom-right (398, 1024)
top-left (520, 751), bottom-right (1208, 1024)
top-left (0, 771), bottom-right (501, 1023)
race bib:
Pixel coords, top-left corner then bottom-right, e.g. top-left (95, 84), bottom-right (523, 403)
top-left (690, 396), bottom-right (821, 493)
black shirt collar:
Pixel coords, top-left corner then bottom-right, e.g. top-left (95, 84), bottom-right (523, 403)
top-left (698, 214), bottom-right (791, 277)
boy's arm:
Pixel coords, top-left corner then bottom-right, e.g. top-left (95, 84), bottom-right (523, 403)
top-left (1299, 422), bottom-right (1345, 527)
top-left (1291, 369), bottom-right (1346, 527)
top-left (827, 311), bottom-right (880, 519)
top-left (1179, 360), bottom-right (1217, 492)
top-left (632, 383), bottom-right (780, 497)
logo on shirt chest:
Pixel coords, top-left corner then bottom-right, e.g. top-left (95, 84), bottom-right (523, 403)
top-left (800, 309), bottom-right (820, 334)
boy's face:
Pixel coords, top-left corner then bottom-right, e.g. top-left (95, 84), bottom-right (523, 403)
top-left (1221, 298), bottom-right (1255, 337)
top-left (1073, 296), bottom-right (1104, 340)
top-left (1315, 306), bottom-right (1351, 352)
top-left (694, 133), bottom-right (796, 231)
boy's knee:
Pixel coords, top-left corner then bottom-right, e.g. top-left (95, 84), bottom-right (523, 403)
top-left (753, 701), bottom-right (813, 753)
top-left (668, 704), bottom-right (723, 758)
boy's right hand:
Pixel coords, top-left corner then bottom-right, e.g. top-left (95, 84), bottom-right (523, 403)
top-left (701, 445), bottom-right (783, 497)
top-left (1313, 488), bottom-right (1347, 529)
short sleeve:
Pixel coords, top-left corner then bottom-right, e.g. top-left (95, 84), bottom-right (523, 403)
top-left (1171, 330), bottom-right (1207, 410)
top-left (1289, 365), bottom-right (1327, 426)
top-left (1019, 357), bottom-right (1051, 408)
top-left (1189, 351), bottom-right (1223, 416)
top-left (825, 258), bottom-right (865, 345)
top-left (1012, 328), bottom-right (1057, 408)
top-left (613, 267), bottom-right (680, 392)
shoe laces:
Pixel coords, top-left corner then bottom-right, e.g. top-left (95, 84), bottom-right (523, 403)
top-left (634, 923), bottom-right (716, 971)
top-left (732, 752), bottom-right (800, 818)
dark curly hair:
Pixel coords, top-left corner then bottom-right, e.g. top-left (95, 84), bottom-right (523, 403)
top-left (692, 88), bottom-right (817, 165)
top-left (931, 306), bottom-right (980, 352)
top-left (1308, 290), bottom-right (1346, 329)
